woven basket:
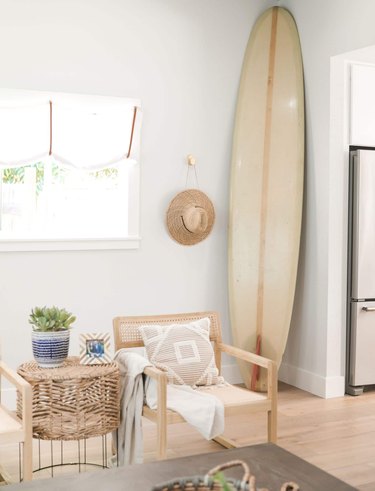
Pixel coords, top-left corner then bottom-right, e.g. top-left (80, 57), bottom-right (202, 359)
top-left (17, 357), bottom-right (120, 440)
top-left (150, 460), bottom-right (300, 491)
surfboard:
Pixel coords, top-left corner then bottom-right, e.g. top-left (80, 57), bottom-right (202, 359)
top-left (228, 7), bottom-right (304, 391)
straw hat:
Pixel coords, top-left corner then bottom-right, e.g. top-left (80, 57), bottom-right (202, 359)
top-left (166, 189), bottom-right (215, 245)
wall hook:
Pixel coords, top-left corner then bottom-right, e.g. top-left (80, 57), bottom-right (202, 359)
top-left (187, 154), bottom-right (196, 166)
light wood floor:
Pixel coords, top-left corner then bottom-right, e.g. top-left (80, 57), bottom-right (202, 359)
top-left (2, 382), bottom-right (375, 489)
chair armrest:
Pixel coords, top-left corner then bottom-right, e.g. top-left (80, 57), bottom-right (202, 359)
top-left (143, 365), bottom-right (167, 417)
top-left (219, 343), bottom-right (278, 400)
top-left (218, 343), bottom-right (273, 369)
top-left (0, 361), bottom-right (31, 391)
top-left (0, 361), bottom-right (32, 427)
top-left (144, 365), bottom-right (167, 382)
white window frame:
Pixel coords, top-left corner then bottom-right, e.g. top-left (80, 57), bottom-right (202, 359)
top-left (0, 89), bottom-right (141, 252)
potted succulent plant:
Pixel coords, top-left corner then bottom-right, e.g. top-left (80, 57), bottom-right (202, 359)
top-left (29, 306), bottom-right (76, 368)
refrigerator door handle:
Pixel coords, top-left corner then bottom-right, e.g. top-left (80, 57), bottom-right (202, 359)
top-left (362, 306), bottom-right (375, 312)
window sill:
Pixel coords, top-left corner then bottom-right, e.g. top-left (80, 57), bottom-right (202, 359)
top-left (0, 236), bottom-right (141, 252)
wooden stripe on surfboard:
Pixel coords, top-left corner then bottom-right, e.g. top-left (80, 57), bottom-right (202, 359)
top-left (251, 7), bottom-right (278, 391)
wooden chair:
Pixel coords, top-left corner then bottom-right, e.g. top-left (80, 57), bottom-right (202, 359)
top-left (113, 311), bottom-right (277, 459)
top-left (0, 359), bottom-right (33, 481)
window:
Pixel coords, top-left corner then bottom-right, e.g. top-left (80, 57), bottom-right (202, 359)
top-left (0, 89), bottom-right (141, 251)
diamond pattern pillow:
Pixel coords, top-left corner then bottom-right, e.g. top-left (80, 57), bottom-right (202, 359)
top-left (139, 317), bottom-right (223, 386)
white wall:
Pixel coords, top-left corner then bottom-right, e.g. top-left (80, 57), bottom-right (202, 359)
top-left (277, 0), bottom-right (375, 397)
top-left (5, 0), bottom-right (375, 402)
top-left (0, 0), bottom-right (274, 394)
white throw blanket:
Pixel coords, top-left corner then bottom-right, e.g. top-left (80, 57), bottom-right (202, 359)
top-left (112, 350), bottom-right (152, 465)
top-left (113, 349), bottom-right (224, 465)
top-left (145, 378), bottom-right (224, 440)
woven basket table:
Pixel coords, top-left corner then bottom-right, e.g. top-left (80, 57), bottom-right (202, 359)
top-left (17, 356), bottom-right (120, 441)
top-left (151, 460), bottom-right (299, 491)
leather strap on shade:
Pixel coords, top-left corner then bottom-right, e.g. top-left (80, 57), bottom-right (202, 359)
top-left (127, 106), bottom-right (138, 159)
top-left (49, 101), bottom-right (53, 156)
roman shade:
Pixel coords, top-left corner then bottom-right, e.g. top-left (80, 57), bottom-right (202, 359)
top-left (51, 102), bottom-right (138, 170)
top-left (0, 101), bottom-right (50, 168)
top-left (0, 91), bottom-right (140, 170)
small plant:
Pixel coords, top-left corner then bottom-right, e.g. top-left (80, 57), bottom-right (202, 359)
top-left (29, 306), bottom-right (76, 332)
top-left (213, 472), bottom-right (232, 491)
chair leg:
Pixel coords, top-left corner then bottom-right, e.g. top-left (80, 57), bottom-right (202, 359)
top-left (156, 372), bottom-right (168, 459)
top-left (156, 415), bottom-right (167, 459)
top-left (213, 435), bottom-right (237, 449)
top-left (267, 409), bottom-right (277, 443)
top-left (22, 437), bottom-right (33, 481)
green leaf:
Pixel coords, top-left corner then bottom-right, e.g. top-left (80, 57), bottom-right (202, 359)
top-left (213, 472), bottom-right (232, 491)
top-left (28, 306), bottom-right (76, 331)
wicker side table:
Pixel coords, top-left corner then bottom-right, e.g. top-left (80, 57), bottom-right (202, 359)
top-left (18, 357), bottom-right (120, 441)
top-left (17, 357), bottom-right (120, 475)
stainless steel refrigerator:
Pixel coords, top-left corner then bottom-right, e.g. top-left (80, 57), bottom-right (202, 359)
top-left (347, 147), bottom-right (375, 395)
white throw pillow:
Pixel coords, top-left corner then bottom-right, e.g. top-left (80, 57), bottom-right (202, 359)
top-left (139, 317), bottom-right (223, 386)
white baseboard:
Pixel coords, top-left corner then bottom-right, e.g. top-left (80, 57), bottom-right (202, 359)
top-left (279, 361), bottom-right (345, 398)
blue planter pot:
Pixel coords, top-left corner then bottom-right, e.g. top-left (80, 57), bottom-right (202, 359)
top-left (32, 330), bottom-right (70, 368)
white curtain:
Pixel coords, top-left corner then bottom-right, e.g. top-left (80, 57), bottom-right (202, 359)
top-left (52, 103), bottom-right (137, 170)
top-left (0, 95), bottom-right (139, 170)
top-left (0, 102), bottom-right (50, 167)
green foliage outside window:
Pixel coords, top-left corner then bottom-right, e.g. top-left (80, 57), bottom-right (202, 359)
top-left (3, 163), bottom-right (47, 195)
top-left (93, 168), bottom-right (118, 179)
top-left (2, 162), bottom-right (118, 196)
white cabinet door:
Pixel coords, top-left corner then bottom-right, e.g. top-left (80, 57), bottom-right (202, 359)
top-left (350, 301), bottom-right (375, 386)
top-left (350, 63), bottom-right (375, 146)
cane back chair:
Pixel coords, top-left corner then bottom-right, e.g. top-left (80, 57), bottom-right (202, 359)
top-left (113, 311), bottom-right (277, 459)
